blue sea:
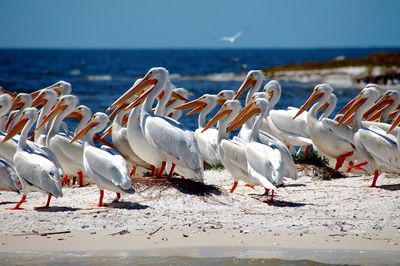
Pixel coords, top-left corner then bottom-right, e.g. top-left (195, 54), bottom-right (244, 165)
top-left (0, 48), bottom-right (399, 130)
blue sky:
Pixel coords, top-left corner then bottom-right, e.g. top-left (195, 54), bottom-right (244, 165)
top-left (1, 0), bottom-right (399, 48)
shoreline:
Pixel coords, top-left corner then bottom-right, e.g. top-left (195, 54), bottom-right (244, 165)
top-left (1, 169), bottom-right (399, 264)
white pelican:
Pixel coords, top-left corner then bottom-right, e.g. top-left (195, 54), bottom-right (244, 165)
top-left (30, 80), bottom-right (72, 99)
top-left (6, 93), bottom-right (33, 132)
top-left (227, 98), bottom-right (285, 203)
top-left (102, 103), bottom-right (151, 177)
top-left (164, 87), bottom-right (189, 120)
top-left (114, 68), bottom-right (203, 181)
top-left (0, 94), bottom-right (13, 132)
top-left (201, 99), bottom-right (247, 193)
top-left (174, 94), bottom-right (222, 165)
top-left (71, 112), bottom-right (134, 207)
top-left (31, 89), bottom-right (58, 146)
top-left (293, 84), bottom-right (359, 170)
top-left (38, 95), bottom-right (86, 186)
top-left (3, 108), bottom-right (63, 210)
top-left (338, 89), bottom-right (399, 187)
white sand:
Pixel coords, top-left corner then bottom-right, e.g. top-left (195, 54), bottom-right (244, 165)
top-left (0, 168), bottom-right (399, 258)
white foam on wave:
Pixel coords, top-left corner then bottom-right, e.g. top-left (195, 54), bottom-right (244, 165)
top-left (86, 75), bottom-right (112, 81)
top-left (171, 72), bottom-right (246, 82)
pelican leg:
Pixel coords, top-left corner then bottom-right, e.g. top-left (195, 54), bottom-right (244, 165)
top-left (347, 161), bottom-right (368, 172)
top-left (245, 183), bottom-right (255, 189)
top-left (113, 192), bottom-right (121, 203)
top-left (7, 194), bottom-right (27, 210)
top-left (62, 175), bottom-right (70, 187)
top-left (150, 165), bottom-right (155, 176)
top-left (98, 190), bottom-right (108, 207)
top-left (335, 151), bottom-right (354, 171)
top-left (263, 190), bottom-right (275, 205)
top-left (78, 171), bottom-right (84, 187)
top-left (34, 194), bottom-right (52, 210)
top-left (167, 163), bottom-right (176, 178)
top-left (369, 170), bottom-right (380, 188)
top-left (156, 162), bottom-right (166, 178)
top-left (229, 181), bottom-right (238, 193)
top-left (130, 166), bottom-right (136, 178)
top-left (262, 188), bottom-right (270, 196)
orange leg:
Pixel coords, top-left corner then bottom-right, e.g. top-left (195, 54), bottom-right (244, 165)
top-left (156, 162), bottom-right (166, 177)
top-left (98, 190), bottom-right (108, 207)
top-left (113, 192), bottom-right (121, 203)
top-left (262, 188), bottom-right (270, 196)
top-left (303, 145), bottom-right (311, 159)
top-left (34, 194), bottom-right (52, 210)
top-left (167, 163), bottom-right (176, 178)
top-left (7, 194), bottom-right (26, 210)
top-left (230, 181), bottom-right (238, 193)
top-left (150, 165), bottom-right (155, 176)
top-left (335, 151), bottom-right (354, 171)
top-left (245, 183), bottom-right (256, 189)
top-left (78, 171), bottom-right (84, 187)
top-left (263, 190), bottom-right (275, 205)
top-left (130, 166), bottom-right (136, 178)
top-left (370, 170), bottom-right (379, 188)
top-left (62, 175), bottom-right (70, 187)
top-left (347, 161), bottom-right (368, 172)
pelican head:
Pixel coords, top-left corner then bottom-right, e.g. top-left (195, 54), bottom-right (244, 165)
top-left (217, 90), bottom-right (235, 104)
top-left (174, 94), bottom-right (215, 115)
top-left (227, 98), bottom-right (269, 133)
top-left (108, 67), bottom-right (169, 111)
top-left (32, 88), bottom-right (58, 107)
top-left (263, 80), bottom-right (281, 107)
top-left (2, 107), bottom-right (38, 143)
top-left (68, 105), bottom-right (92, 121)
top-left (232, 70), bottom-right (264, 100)
top-left (338, 86), bottom-right (382, 126)
top-left (10, 93), bottom-right (32, 111)
top-left (70, 112), bottom-right (109, 144)
top-left (0, 86), bottom-right (17, 97)
top-left (363, 90), bottom-right (400, 121)
top-left (202, 100), bottom-right (241, 133)
top-left (36, 95), bottom-right (78, 130)
top-left (293, 84), bottom-right (333, 120)
top-left (337, 84), bottom-right (382, 114)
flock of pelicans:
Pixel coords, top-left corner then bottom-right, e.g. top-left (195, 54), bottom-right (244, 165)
top-left (0, 67), bottom-right (400, 210)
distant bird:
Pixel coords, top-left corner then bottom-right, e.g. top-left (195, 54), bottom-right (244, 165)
top-left (219, 31), bottom-right (243, 43)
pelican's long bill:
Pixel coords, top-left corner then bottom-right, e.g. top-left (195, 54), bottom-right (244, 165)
top-left (388, 113), bottom-right (400, 133)
top-left (201, 106), bottom-right (232, 133)
top-left (293, 88), bottom-right (324, 120)
top-left (107, 75), bottom-right (157, 111)
top-left (36, 101), bottom-right (68, 130)
top-left (70, 119), bottom-right (99, 144)
top-left (227, 101), bottom-right (260, 133)
top-left (174, 98), bottom-right (207, 116)
top-left (363, 93), bottom-right (393, 121)
top-left (2, 116), bottom-right (28, 143)
top-left (337, 94), bottom-right (368, 126)
top-left (232, 75), bottom-right (257, 100)
top-left (32, 91), bottom-right (47, 107)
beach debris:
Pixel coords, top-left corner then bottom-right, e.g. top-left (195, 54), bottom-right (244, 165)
top-left (147, 226), bottom-right (162, 239)
top-left (13, 230), bottom-right (71, 237)
top-left (110, 229), bottom-right (130, 236)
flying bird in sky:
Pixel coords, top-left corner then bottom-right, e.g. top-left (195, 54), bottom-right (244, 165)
top-left (219, 31), bottom-right (243, 43)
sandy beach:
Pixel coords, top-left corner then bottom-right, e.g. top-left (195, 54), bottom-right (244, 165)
top-left (1, 167), bottom-right (399, 264)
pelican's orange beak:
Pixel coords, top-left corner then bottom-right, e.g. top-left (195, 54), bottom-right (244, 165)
top-left (338, 94), bottom-right (368, 126)
top-left (0, 87), bottom-right (17, 98)
top-left (108, 75), bottom-right (157, 111)
top-left (36, 100), bottom-right (68, 130)
top-left (124, 84), bottom-right (157, 111)
top-left (108, 102), bottom-right (129, 121)
top-left (388, 111), bottom-right (400, 133)
top-left (10, 96), bottom-right (24, 111)
top-left (201, 106), bottom-right (232, 133)
top-left (174, 98), bottom-right (207, 116)
top-left (389, 107), bottom-right (399, 120)
top-left (171, 90), bottom-right (189, 102)
top-left (99, 125), bottom-right (112, 140)
top-left (337, 95), bottom-right (358, 114)
top-left (232, 76), bottom-right (257, 100)
top-left (2, 116), bottom-right (28, 143)
top-left (227, 101), bottom-right (259, 133)
top-left (67, 108), bottom-right (84, 120)
top-left (293, 89), bottom-right (325, 120)
top-left (363, 93), bottom-right (393, 121)
top-left (32, 91), bottom-right (47, 107)
top-left (317, 102), bottom-right (329, 113)
top-left (70, 119), bottom-right (100, 143)
top-left (267, 90), bottom-right (274, 101)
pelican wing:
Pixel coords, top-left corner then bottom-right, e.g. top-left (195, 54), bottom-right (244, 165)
top-left (321, 118), bottom-right (354, 144)
top-left (267, 116), bottom-right (312, 146)
top-left (220, 139), bottom-right (247, 170)
top-left (0, 158), bottom-right (19, 192)
top-left (14, 151), bottom-right (62, 197)
top-left (246, 142), bottom-right (283, 187)
top-left (144, 115), bottom-right (202, 170)
top-left (84, 145), bottom-right (131, 190)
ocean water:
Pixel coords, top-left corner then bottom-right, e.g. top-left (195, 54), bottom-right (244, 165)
top-left (0, 48), bottom-right (399, 130)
